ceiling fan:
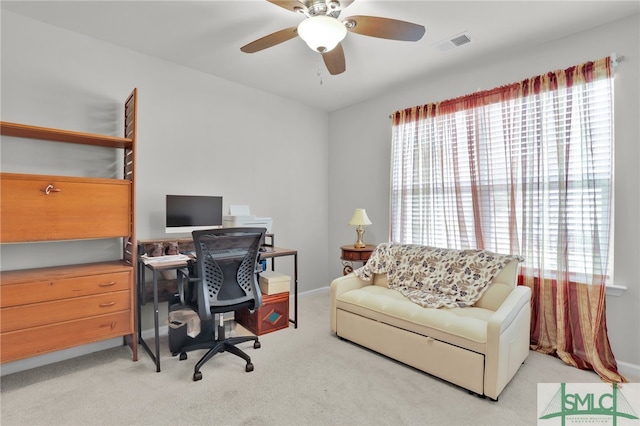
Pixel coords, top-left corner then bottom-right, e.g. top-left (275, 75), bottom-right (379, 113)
top-left (240, 0), bottom-right (426, 75)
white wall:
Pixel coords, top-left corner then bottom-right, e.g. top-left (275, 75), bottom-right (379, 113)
top-left (328, 14), bottom-right (640, 376)
top-left (1, 11), bottom-right (330, 373)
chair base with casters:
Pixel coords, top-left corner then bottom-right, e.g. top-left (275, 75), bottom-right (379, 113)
top-left (178, 312), bottom-right (261, 381)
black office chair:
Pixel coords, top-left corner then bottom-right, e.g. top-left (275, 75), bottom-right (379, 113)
top-left (179, 227), bottom-right (265, 381)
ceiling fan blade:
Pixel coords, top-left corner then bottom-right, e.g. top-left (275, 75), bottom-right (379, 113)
top-left (267, 0), bottom-right (307, 13)
top-left (344, 15), bottom-right (425, 42)
top-left (240, 27), bottom-right (298, 53)
top-left (322, 43), bottom-right (346, 75)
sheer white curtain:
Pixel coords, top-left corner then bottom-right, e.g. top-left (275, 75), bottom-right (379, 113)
top-left (390, 57), bottom-right (625, 382)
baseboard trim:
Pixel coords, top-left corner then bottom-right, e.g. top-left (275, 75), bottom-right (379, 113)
top-left (141, 325), bottom-right (169, 340)
top-left (299, 286), bottom-right (330, 297)
top-left (618, 360), bottom-right (640, 381)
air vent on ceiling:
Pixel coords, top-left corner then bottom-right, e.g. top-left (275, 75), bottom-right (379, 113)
top-left (433, 31), bottom-right (473, 52)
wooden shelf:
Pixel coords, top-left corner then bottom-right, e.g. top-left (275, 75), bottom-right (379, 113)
top-left (0, 121), bottom-right (133, 149)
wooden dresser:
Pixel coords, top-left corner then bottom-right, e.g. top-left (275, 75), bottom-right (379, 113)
top-left (0, 89), bottom-right (138, 364)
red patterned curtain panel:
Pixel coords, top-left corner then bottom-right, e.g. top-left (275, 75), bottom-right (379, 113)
top-left (390, 57), bottom-right (625, 382)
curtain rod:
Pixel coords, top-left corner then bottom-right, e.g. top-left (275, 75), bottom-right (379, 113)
top-left (389, 53), bottom-right (625, 119)
top-left (611, 52), bottom-right (624, 67)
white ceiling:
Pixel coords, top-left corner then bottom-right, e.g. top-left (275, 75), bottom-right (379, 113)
top-left (2, 0), bottom-right (639, 112)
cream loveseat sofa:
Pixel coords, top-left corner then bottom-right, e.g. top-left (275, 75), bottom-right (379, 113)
top-left (330, 243), bottom-right (531, 400)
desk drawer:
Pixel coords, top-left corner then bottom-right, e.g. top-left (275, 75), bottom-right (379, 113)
top-left (0, 271), bottom-right (131, 308)
top-left (0, 311), bottom-right (132, 364)
top-left (0, 173), bottom-right (130, 242)
top-left (1, 290), bottom-right (131, 333)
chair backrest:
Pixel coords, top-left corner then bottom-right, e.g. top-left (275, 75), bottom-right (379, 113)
top-left (192, 227), bottom-right (265, 318)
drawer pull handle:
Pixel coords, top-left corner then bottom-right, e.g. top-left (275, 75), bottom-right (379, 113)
top-left (99, 301), bottom-right (116, 307)
top-left (42, 184), bottom-right (62, 195)
top-left (98, 281), bottom-right (116, 287)
top-left (100, 321), bottom-right (117, 329)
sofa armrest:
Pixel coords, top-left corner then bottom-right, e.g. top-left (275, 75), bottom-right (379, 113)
top-left (488, 285), bottom-right (531, 336)
top-left (484, 285), bottom-right (532, 399)
top-left (330, 273), bottom-right (371, 333)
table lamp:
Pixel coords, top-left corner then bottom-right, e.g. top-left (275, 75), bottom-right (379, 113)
top-left (348, 208), bottom-right (372, 248)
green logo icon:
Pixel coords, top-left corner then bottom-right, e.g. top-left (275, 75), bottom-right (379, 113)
top-left (539, 383), bottom-right (639, 425)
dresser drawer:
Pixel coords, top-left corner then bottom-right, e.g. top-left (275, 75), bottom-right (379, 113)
top-left (0, 173), bottom-right (131, 243)
top-left (1, 290), bottom-right (131, 333)
top-left (0, 270), bottom-right (131, 308)
top-left (0, 311), bottom-right (132, 364)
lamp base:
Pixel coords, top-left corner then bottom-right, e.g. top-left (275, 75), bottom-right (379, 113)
top-left (353, 227), bottom-right (366, 249)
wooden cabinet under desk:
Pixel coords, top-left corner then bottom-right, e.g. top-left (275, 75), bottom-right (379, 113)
top-left (0, 262), bottom-right (134, 364)
top-left (234, 291), bottom-right (290, 336)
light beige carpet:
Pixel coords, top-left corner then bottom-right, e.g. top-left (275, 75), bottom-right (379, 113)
top-left (0, 289), bottom-right (620, 425)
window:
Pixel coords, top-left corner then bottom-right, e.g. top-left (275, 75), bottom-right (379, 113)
top-left (390, 58), bottom-right (614, 285)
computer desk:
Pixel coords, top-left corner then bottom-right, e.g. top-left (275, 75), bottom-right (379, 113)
top-left (137, 246), bottom-right (298, 372)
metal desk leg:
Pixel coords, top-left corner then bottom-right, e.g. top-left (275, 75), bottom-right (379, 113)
top-left (152, 270), bottom-right (160, 372)
top-left (137, 264), bottom-right (162, 372)
top-left (294, 253), bottom-right (298, 329)
top-left (137, 261), bottom-right (144, 359)
top-left (265, 249), bottom-right (298, 329)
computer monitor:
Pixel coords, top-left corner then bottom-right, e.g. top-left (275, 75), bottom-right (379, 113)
top-left (165, 195), bottom-right (223, 234)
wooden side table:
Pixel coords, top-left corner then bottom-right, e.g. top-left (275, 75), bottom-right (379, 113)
top-left (340, 244), bottom-right (376, 275)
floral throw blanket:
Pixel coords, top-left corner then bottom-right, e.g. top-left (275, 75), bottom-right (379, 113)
top-left (354, 243), bottom-right (524, 309)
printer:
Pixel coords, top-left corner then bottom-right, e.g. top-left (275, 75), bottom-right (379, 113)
top-left (223, 205), bottom-right (272, 233)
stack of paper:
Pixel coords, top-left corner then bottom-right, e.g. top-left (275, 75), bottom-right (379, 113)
top-left (140, 254), bottom-right (191, 265)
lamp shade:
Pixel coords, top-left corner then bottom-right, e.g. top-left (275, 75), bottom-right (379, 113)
top-left (348, 209), bottom-right (372, 227)
top-left (297, 15), bottom-right (347, 53)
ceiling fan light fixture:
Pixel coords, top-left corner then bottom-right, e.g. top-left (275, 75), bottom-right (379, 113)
top-left (298, 15), bottom-right (347, 53)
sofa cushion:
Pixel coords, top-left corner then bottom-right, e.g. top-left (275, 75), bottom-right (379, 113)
top-left (336, 285), bottom-right (494, 354)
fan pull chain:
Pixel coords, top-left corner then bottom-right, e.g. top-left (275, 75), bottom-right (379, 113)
top-left (317, 67), bottom-right (324, 86)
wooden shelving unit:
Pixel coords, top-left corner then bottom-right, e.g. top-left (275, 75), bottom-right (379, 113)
top-left (0, 89), bottom-right (138, 364)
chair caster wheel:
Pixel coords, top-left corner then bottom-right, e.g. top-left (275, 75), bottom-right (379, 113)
top-left (254, 341), bottom-right (261, 349)
top-left (179, 352), bottom-right (187, 361)
top-left (246, 363), bottom-right (254, 372)
top-left (193, 371), bottom-right (203, 381)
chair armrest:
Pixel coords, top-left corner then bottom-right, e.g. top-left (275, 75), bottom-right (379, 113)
top-left (176, 268), bottom-right (190, 305)
top-left (484, 285), bottom-right (532, 399)
top-left (330, 273), bottom-right (371, 333)
top-left (193, 275), bottom-right (212, 321)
